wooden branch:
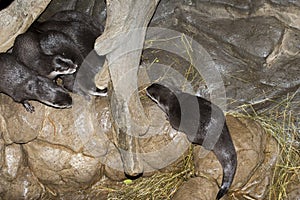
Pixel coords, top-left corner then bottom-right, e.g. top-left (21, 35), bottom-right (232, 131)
top-left (0, 0), bottom-right (51, 52)
top-left (94, 0), bottom-right (160, 176)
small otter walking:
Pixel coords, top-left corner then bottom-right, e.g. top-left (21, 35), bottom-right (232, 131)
top-left (146, 83), bottom-right (237, 200)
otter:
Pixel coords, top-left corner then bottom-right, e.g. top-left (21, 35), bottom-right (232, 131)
top-left (146, 83), bottom-right (237, 200)
top-left (34, 20), bottom-right (99, 57)
top-left (32, 11), bottom-right (107, 97)
top-left (50, 10), bottom-right (104, 35)
top-left (0, 53), bottom-right (72, 112)
top-left (12, 30), bottom-right (82, 79)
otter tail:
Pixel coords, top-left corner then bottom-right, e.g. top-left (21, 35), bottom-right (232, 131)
top-left (215, 150), bottom-right (237, 200)
top-left (214, 125), bottom-right (237, 200)
top-left (216, 168), bottom-right (234, 199)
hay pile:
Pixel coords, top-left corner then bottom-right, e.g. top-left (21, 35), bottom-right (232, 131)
top-left (230, 91), bottom-right (299, 200)
top-left (103, 146), bottom-right (194, 200)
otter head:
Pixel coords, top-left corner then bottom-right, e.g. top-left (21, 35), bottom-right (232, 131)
top-left (48, 55), bottom-right (80, 79)
top-left (25, 76), bottom-right (72, 108)
top-left (39, 30), bottom-right (83, 79)
top-left (146, 83), bottom-right (176, 114)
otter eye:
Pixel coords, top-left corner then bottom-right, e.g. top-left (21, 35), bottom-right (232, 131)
top-left (28, 84), bottom-right (33, 91)
top-left (26, 81), bottom-right (35, 92)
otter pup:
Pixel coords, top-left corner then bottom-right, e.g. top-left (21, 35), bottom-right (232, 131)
top-left (12, 30), bottom-right (82, 79)
top-left (0, 53), bottom-right (72, 112)
top-left (146, 83), bottom-right (237, 200)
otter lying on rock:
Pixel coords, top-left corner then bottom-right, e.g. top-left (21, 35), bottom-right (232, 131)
top-left (146, 83), bottom-right (237, 200)
top-left (0, 53), bottom-right (72, 112)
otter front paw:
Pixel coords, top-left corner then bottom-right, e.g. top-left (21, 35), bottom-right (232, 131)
top-left (23, 101), bottom-right (35, 113)
top-left (93, 87), bottom-right (108, 96)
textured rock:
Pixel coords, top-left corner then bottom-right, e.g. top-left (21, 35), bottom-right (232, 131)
top-left (24, 140), bottom-right (102, 193)
top-left (139, 101), bottom-right (190, 172)
top-left (0, 138), bottom-right (5, 169)
top-left (261, 57), bottom-right (300, 89)
top-left (287, 179), bottom-right (300, 200)
top-left (172, 177), bottom-right (219, 200)
top-left (0, 94), bottom-right (110, 194)
top-left (37, 0), bottom-right (107, 25)
top-left (181, 15), bottom-right (284, 58)
top-left (2, 144), bottom-right (24, 180)
top-left (255, 3), bottom-right (300, 30)
top-left (191, 115), bottom-right (279, 199)
top-left (147, 0), bottom-right (300, 110)
top-left (239, 133), bottom-right (278, 199)
top-left (270, 0), bottom-right (300, 7)
top-left (0, 0), bottom-right (299, 198)
top-left (0, 0), bottom-right (51, 52)
top-left (0, 143), bottom-right (42, 199)
top-left (0, 95), bottom-right (284, 199)
top-left (1, 167), bottom-right (43, 200)
top-left (0, 95), bottom-right (43, 144)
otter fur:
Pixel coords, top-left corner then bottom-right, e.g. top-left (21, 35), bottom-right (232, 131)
top-left (32, 10), bottom-right (106, 97)
top-left (0, 53), bottom-right (72, 112)
top-left (12, 30), bottom-right (82, 79)
top-left (146, 83), bottom-right (237, 200)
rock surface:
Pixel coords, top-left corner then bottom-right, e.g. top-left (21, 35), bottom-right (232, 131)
top-left (0, 0), bottom-right (299, 199)
top-left (172, 177), bottom-right (219, 200)
top-left (0, 94), bottom-right (281, 199)
top-left (186, 115), bottom-right (279, 199)
top-left (0, 0), bottom-right (51, 52)
top-left (148, 0), bottom-right (300, 111)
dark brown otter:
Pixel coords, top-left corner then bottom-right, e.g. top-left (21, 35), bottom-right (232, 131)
top-left (0, 53), bottom-right (72, 112)
top-left (32, 10), bottom-right (107, 97)
top-left (146, 83), bottom-right (237, 200)
top-left (13, 30), bottom-right (82, 79)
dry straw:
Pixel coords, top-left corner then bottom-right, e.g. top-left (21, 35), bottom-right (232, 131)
top-left (230, 90), bottom-right (299, 200)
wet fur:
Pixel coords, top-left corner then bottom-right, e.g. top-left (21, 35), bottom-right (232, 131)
top-left (146, 83), bottom-right (237, 200)
top-left (12, 30), bottom-right (82, 79)
top-left (0, 53), bottom-right (72, 112)
top-left (33, 10), bottom-right (106, 96)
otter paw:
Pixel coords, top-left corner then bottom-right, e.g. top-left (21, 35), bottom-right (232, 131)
top-left (89, 87), bottom-right (108, 97)
top-left (23, 101), bottom-right (35, 113)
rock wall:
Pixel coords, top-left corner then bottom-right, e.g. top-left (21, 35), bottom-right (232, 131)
top-left (0, 0), bottom-right (299, 199)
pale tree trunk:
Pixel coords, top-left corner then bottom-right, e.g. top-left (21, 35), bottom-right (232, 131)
top-left (94, 0), bottom-right (160, 176)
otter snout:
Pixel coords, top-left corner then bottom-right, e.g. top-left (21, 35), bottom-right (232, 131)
top-left (51, 92), bottom-right (73, 108)
top-left (40, 90), bottom-right (72, 109)
top-left (34, 76), bottom-right (73, 109)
